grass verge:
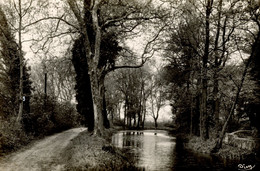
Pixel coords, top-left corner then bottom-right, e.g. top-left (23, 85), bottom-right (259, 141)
top-left (61, 129), bottom-right (138, 171)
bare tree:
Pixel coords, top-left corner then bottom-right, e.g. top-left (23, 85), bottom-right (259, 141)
top-left (149, 72), bottom-right (165, 129)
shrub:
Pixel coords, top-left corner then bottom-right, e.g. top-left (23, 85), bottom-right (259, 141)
top-left (0, 117), bottom-right (32, 155)
top-left (0, 93), bottom-right (81, 155)
top-left (23, 93), bottom-right (81, 136)
top-left (53, 101), bottom-right (80, 132)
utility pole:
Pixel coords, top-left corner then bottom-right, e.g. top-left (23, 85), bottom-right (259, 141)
top-left (44, 63), bottom-right (47, 109)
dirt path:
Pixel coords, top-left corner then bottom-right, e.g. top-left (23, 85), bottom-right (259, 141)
top-left (0, 127), bottom-right (87, 171)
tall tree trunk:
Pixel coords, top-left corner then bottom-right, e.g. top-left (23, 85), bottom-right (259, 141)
top-left (190, 95), bottom-right (193, 135)
top-left (89, 71), bottom-right (105, 135)
top-left (142, 97), bottom-right (146, 129)
top-left (213, 74), bottom-right (220, 123)
top-left (212, 30), bottom-right (259, 152)
top-left (44, 71), bottom-right (47, 110)
top-left (124, 96), bottom-right (128, 129)
top-left (212, 0), bottom-right (222, 125)
top-left (196, 64), bottom-right (202, 137)
top-left (187, 79), bottom-right (193, 135)
top-left (88, 83), bottom-right (95, 131)
top-left (138, 72), bottom-right (145, 129)
top-left (17, 0), bottom-right (23, 124)
top-left (200, 0), bottom-right (213, 140)
top-left (69, 0), bottom-right (112, 136)
top-left (154, 118), bottom-right (158, 129)
top-left (81, 0), bottom-right (105, 136)
top-left (100, 77), bottom-right (110, 129)
top-left (200, 67), bottom-right (209, 140)
top-left (137, 108), bottom-right (141, 128)
top-left (137, 85), bottom-right (143, 129)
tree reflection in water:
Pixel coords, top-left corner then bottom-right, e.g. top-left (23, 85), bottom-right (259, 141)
top-left (112, 130), bottom-right (249, 171)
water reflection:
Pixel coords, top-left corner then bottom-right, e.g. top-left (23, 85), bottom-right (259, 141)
top-left (112, 130), bottom-right (176, 170)
top-left (112, 130), bottom-right (258, 171)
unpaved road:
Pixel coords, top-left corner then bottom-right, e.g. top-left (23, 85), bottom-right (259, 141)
top-left (0, 127), bottom-right (87, 171)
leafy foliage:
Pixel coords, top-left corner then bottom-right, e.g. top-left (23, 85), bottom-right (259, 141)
top-left (71, 22), bottom-right (122, 130)
top-left (0, 6), bottom-right (32, 118)
top-left (23, 93), bottom-right (80, 136)
top-left (0, 6), bottom-right (33, 155)
top-left (71, 36), bottom-right (94, 130)
top-left (0, 117), bottom-right (32, 155)
top-left (248, 32), bottom-right (260, 136)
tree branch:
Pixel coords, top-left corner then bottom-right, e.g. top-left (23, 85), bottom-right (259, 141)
top-left (101, 10), bottom-right (137, 28)
top-left (67, 0), bottom-right (84, 27)
top-left (23, 16), bottom-right (79, 30)
top-left (104, 24), bottom-right (166, 76)
top-left (22, 0), bottom-right (33, 18)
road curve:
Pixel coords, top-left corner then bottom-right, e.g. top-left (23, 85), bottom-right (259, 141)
top-left (0, 127), bottom-right (87, 171)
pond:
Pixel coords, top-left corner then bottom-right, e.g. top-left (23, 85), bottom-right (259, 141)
top-left (111, 130), bottom-right (257, 171)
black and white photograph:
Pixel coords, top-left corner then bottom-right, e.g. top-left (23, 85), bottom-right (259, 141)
top-left (0, 0), bottom-right (259, 170)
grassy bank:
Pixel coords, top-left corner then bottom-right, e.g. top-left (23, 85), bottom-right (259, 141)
top-left (184, 135), bottom-right (254, 159)
top-left (61, 129), bottom-right (138, 170)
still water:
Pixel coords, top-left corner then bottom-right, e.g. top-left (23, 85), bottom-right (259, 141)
top-left (111, 130), bottom-right (257, 171)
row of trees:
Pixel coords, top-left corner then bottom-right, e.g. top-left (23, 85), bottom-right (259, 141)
top-left (104, 66), bottom-right (166, 129)
top-left (161, 0), bottom-right (260, 151)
